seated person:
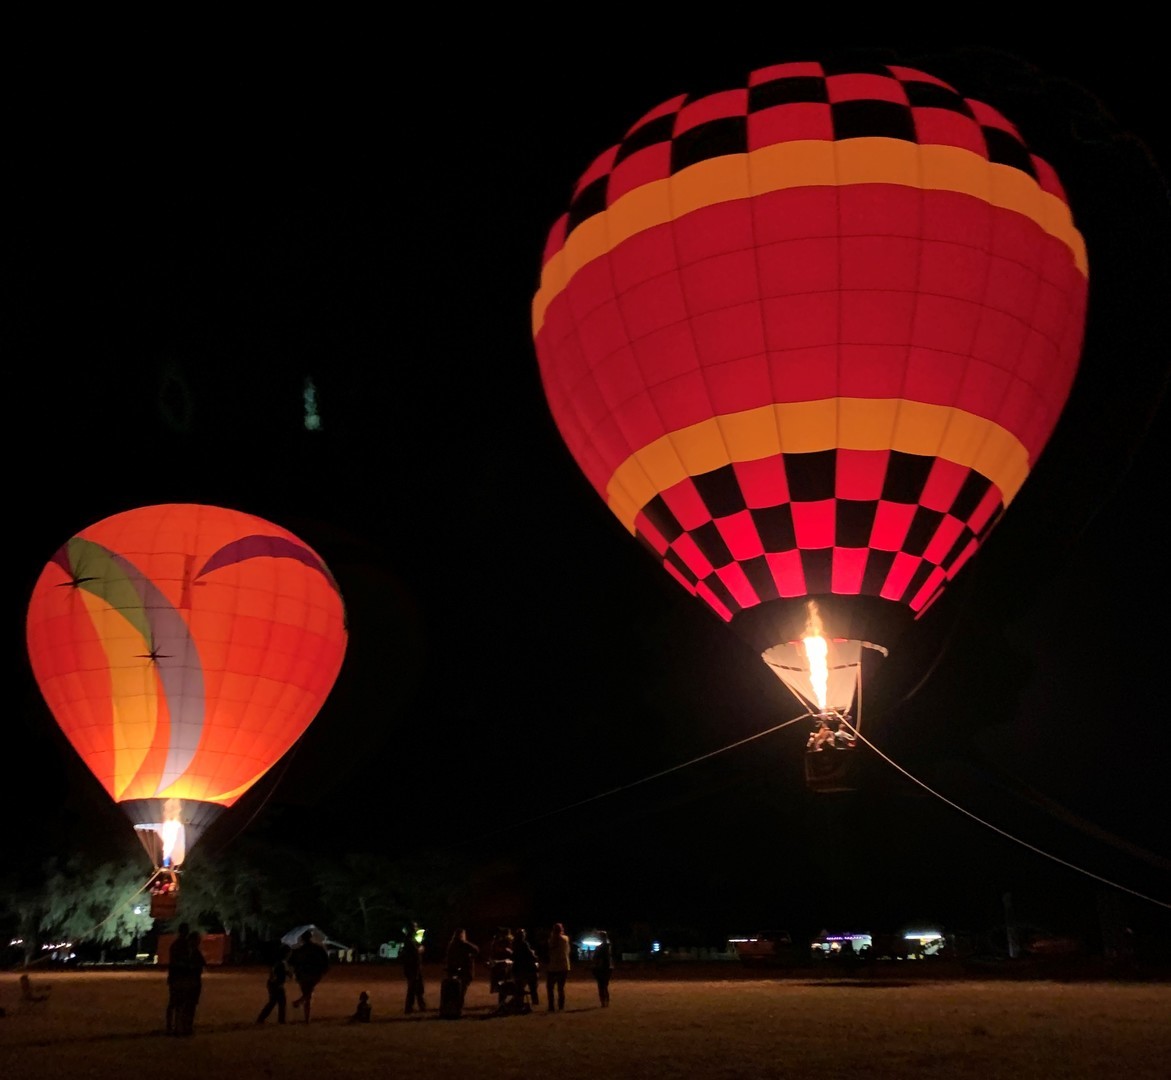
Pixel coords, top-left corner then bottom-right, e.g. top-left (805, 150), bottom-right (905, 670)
top-left (20, 974), bottom-right (51, 1003)
top-left (350, 991), bottom-right (372, 1022)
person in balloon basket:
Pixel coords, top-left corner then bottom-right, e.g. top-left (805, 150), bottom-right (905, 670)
top-left (256, 944), bottom-right (292, 1024)
top-left (592, 930), bottom-right (614, 1007)
top-left (401, 921), bottom-right (427, 1014)
top-left (290, 930), bottom-right (331, 1022)
top-left (807, 718), bottom-right (835, 751)
top-left (545, 923), bottom-right (572, 1012)
top-left (833, 717), bottom-right (857, 749)
top-left (445, 928), bottom-right (480, 1002)
top-left (510, 927), bottom-right (540, 1007)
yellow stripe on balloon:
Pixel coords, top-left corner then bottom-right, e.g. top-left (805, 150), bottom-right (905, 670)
top-left (159, 766), bottom-right (272, 807)
top-left (532, 138), bottom-right (1087, 335)
top-left (81, 590), bottom-right (159, 801)
top-left (605, 398), bottom-right (1028, 533)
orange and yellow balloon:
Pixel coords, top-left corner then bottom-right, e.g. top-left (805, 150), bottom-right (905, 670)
top-left (26, 503), bottom-right (348, 866)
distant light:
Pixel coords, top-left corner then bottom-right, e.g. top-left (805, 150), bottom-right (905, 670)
top-left (651, 942), bottom-right (660, 953)
top-left (580, 935), bottom-right (602, 948)
top-left (304, 376), bottom-right (322, 431)
top-left (905, 931), bottom-right (943, 941)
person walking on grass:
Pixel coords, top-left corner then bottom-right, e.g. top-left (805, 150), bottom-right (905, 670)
top-left (592, 930), bottom-right (614, 1006)
top-left (546, 922), bottom-right (571, 1012)
top-left (256, 944), bottom-right (292, 1024)
top-left (290, 929), bottom-right (330, 1022)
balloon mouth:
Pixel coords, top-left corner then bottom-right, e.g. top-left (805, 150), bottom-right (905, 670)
top-left (749, 598), bottom-right (893, 728)
top-left (125, 798), bottom-right (225, 869)
top-left (762, 637), bottom-right (888, 718)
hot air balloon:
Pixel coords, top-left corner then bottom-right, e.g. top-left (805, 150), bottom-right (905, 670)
top-left (26, 503), bottom-right (348, 912)
top-left (531, 59), bottom-right (1087, 789)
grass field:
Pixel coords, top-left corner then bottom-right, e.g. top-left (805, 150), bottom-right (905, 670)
top-left (2, 964), bottom-right (1169, 1079)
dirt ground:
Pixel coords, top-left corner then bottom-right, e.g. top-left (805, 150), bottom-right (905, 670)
top-left (2, 963), bottom-right (1169, 1079)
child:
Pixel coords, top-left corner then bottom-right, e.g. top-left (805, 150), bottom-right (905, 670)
top-left (257, 945), bottom-right (292, 1024)
top-left (20, 974), bottom-right (51, 1003)
top-left (350, 991), bottom-right (372, 1023)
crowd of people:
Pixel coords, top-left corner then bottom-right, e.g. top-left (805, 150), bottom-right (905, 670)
top-left (160, 920), bottom-right (616, 1034)
top-left (439, 922), bottom-right (614, 1014)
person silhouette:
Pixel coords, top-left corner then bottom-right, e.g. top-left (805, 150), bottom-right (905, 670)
top-left (350, 991), bottom-right (372, 1023)
top-left (290, 929), bottom-right (330, 1023)
top-left (401, 921), bottom-right (427, 1014)
top-left (173, 930), bottom-right (206, 1036)
top-left (510, 928), bottom-right (540, 1007)
top-left (592, 930), bottom-right (614, 1006)
top-left (164, 922), bottom-right (191, 1035)
top-left (545, 923), bottom-right (571, 1012)
top-left (256, 944), bottom-right (292, 1024)
top-left (445, 928), bottom-right (480, 1002)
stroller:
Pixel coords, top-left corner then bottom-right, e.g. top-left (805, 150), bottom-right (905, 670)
top-left (491, 959), bottom-right (531, 1015)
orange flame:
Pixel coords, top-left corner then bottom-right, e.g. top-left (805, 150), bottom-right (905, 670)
top-left (803, 634), bottom-right (829, 712)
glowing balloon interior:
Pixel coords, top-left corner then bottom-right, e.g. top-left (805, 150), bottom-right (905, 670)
top-left (531, 59), bottom-right (1087, 716)
top-left (26, 503), bottom-right (348, 868)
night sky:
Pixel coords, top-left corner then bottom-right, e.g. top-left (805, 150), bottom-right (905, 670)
top-left (9, 39), bottom-right (1170, 943)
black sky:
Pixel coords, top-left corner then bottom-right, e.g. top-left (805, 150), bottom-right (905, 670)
top-left (9, 38), bottom-right (1170, 940)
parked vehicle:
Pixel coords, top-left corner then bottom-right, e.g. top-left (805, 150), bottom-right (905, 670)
top-left (730, 933), bottom-right (794, 967)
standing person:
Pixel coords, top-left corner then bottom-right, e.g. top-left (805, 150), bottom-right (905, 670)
top-left (545, 922), bottom-right (571, 1012)
top-left (256, 944), bottom-right (292, 1024)
top-left (290, 929), bottom-right (331, 1023)
top-left (164, 922), bottom-right (191, 1035)
top-left (592, 930), bottom-right (614, 1007)
top-left (487, 926), bottom-right (514, 1000)
top-left (174, 930), bottom-right (207, 1036)
top-left (510, 928), bottom-right (540, 1007)
top-left (444, 928), bottom-right (480, 1002)
top-left (401, 921), bottom-right (427, 1014)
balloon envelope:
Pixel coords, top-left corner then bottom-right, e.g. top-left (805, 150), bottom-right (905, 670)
top-left (531, 59), bottom-right (1087, 709)
top-left (26, 503), bottom-right (348, 863)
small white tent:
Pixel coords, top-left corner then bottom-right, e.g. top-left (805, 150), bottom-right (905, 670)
top-left (282, 924), bottom-right (352, 960)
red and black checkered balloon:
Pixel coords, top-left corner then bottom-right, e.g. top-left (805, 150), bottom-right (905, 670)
top-left (531, 59), bottom-right (1087, 657)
